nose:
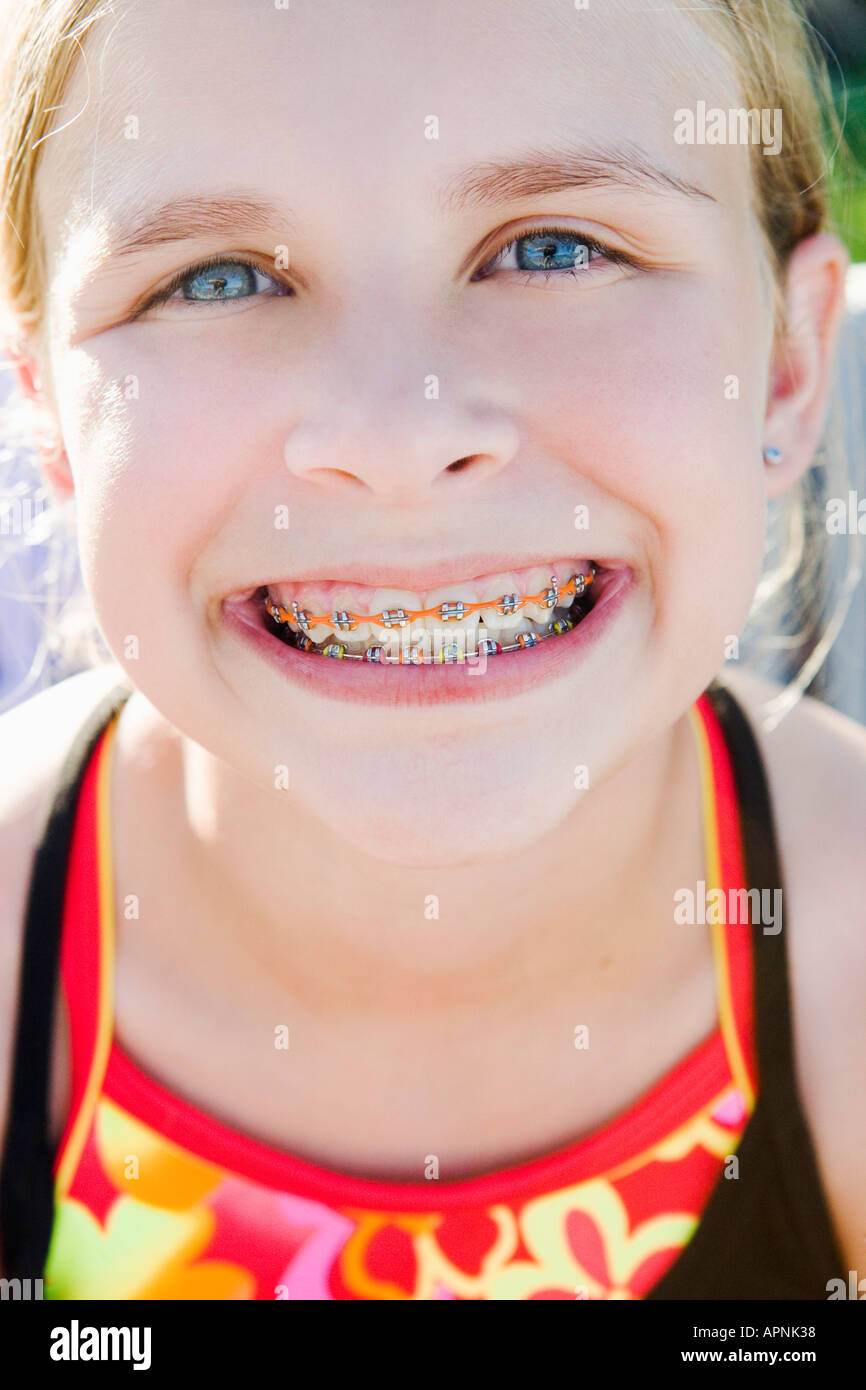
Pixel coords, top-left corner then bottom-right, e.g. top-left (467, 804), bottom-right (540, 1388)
top-left (282, 304), bottom-right (520, 505)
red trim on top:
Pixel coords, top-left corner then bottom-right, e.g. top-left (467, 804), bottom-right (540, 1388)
top-left (104, 1028), bottom-right (732, 1211)
top-left (695, 692), bottom-right (757, 1095)
top-left (52, 723), bottom-right (113, 1181)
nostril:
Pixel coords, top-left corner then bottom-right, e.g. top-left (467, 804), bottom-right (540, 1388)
top-left (436, 454), bottom-right (507, 488)
top-left (289, 467), bottom-right (369, 491)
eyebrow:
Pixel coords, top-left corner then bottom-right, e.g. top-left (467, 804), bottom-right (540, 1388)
top-left (104, 141), bottom-right (713, 261)
top-left (106, 193), bottom-right (290, 259)
top-left (438, 141), bottom-right (716, 213)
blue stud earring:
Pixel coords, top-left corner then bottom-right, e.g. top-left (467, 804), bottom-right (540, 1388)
top-left (763, 446), bottom-right (783, 466)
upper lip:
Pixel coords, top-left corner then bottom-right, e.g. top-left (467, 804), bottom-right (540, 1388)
top-left (226, 555), bottom-right (619, 599)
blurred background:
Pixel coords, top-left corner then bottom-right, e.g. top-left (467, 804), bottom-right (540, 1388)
top-left (800, 0), bottom-right (866, 719)
top-left (818, 1), bottom-right (866, 259)
top-left (1, 1), bottom-right (865, 717)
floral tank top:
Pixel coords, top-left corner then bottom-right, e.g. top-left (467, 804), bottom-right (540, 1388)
top-left (41, 689), bottom-right (756, 1299)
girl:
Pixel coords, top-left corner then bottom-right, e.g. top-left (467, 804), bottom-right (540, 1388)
top-left (0, 0), bottom-right (863, 1301)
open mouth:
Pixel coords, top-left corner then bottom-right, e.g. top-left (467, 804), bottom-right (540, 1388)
top-left (256, 560), bottom-right (600, 664)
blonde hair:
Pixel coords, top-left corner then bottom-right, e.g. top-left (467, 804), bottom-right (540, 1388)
top-left (0, 0), bottom-right (861, 718)
top-left (690, 0), bottom-right (864, 728)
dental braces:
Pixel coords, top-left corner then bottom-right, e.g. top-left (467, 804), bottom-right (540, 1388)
top-left (265, 564), bottom-right (596, 632)
top-left (264, 565), bottom-right (597, 662)
top-left (288, 616), bottom-right (580, 662)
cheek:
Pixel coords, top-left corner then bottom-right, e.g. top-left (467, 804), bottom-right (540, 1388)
top-left (54, 340), bottom-right (272, 636)
top-left (498, 274), bottom-right (769, 637)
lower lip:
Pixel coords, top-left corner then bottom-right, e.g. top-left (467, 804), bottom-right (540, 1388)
top-left (220, 567), bottom-right (635, 708)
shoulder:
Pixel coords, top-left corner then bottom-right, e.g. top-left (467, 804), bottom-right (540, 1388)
top-left (721, 666), bottom-right (866, 880)
top-left (0, 666), bottom-right (126, 1199)
top-left (721, 666), bottom-right (866, 1277)
top-left (0, 663), bottom-right (126, 866)
top-left (719, 666), bottom-right (866, 938)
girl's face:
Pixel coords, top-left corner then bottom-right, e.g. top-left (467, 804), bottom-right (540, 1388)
top-left (36, 0), bottom-right (773, 865)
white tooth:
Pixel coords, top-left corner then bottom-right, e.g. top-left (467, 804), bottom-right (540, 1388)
top-left (327, 588), bottom-right (373, 644)
top-left (273, 590), bottom-right (333, 643)
top-left (270, 585), bottom-right (369, 643)
top-left (432, 625), bottom-right (477, 661)
top-left (423, 587), bottom-right (481, 644)
top-left (521, 567), bottom-right (558, 621)
top-left (566, 563), bottom-right (595, 604)
top-left (390, 628), bottom-right (432, 663)
top-left (364, 631), bottom-right (401, 661)
top-left (382, 635), bottom-right (404, 661)
top-left (409, 631), bottom-right (434, 662)
top-left (477, 573), bottom-right (521, 633)
top-left (497, 618), bottom-right (528, 644)
top-left (368, 590), bottom-right (424, 644)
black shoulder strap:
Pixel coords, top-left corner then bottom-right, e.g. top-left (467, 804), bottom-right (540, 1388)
top-left (648, 678), bottom-right (847, 1299)
top-left (0, 678), bottom-right (133, 1280)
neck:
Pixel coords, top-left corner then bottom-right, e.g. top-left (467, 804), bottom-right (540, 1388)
top-left (133, 701), bottom-right (705, 1019)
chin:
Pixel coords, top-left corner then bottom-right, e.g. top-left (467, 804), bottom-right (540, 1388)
top-left (293, 742), bottom-right (581, 868)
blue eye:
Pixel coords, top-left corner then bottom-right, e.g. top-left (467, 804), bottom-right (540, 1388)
top-left (139, 256), bottom-right (288, 314)
top-left (182, 261), bottom-right (264, 301)
top-left (512, 231), bottom-right (591, 272)
top-left (473, 226), bottom-right (637, 282)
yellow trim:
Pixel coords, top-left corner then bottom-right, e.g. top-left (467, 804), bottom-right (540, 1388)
top-left (686, 703), bottom-right (755, 1109)
top-left (596, 1080), bottom-right (749, 1187)
top-left (55, 713), bottom-right (123, 1197)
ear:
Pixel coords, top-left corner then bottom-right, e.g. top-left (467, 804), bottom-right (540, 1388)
top-left (762, 232), bottom-right (850, 500)
top-left (1, 329), bottom-right (75, 498)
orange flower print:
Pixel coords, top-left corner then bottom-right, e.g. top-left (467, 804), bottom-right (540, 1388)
top-left (339, 1206), bottom-right (520, 1299)
top-left (96, 1098), bottom-right (224, 1210)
